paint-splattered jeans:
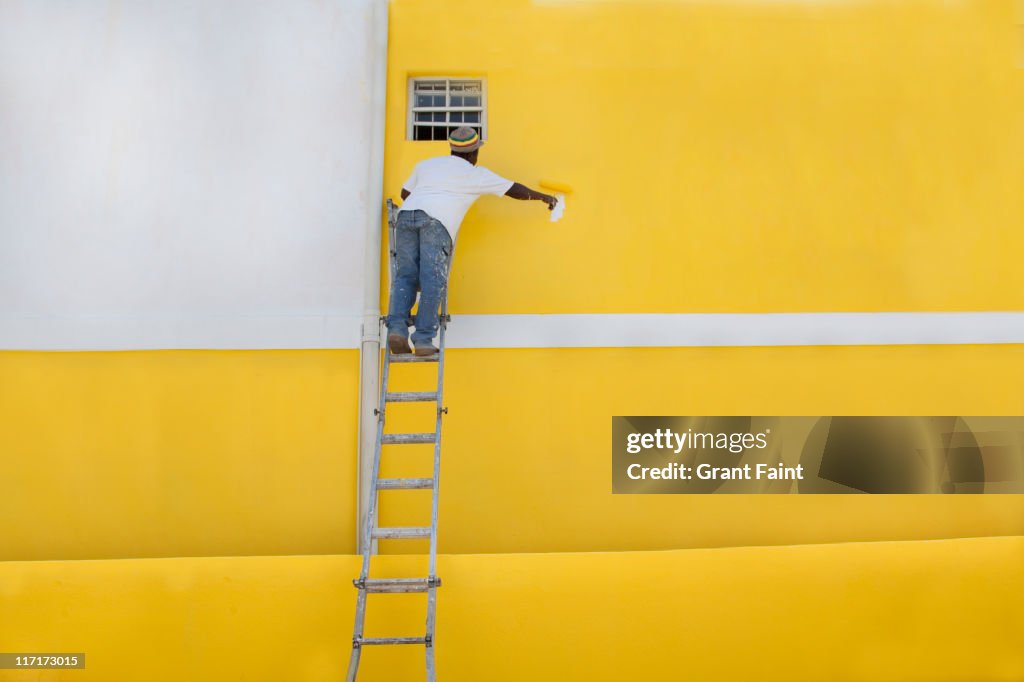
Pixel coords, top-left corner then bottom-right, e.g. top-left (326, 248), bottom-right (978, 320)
top-left (385, 209), bottom-right (452, 346)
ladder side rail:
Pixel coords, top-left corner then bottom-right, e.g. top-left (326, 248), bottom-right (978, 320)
top-left (428, 243), bottom-right (454, 578)
top-left (428, 275), bottom-right (450, 578)
top-left (424, 249), bottom-right (454, 682)
top-left (360, 342), bottom-right (390, 577)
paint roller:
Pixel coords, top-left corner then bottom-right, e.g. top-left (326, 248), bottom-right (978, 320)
top-left (538, 179), bottom-right (573, 195)
top-left (538, 180), bottom-right (571, 222)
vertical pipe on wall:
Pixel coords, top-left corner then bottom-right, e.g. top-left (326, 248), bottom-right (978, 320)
top-left (356, 0), bottom-right (389, 555)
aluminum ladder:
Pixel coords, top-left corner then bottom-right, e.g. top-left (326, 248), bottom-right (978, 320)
top-left (346, 198), bottom-right (450, 681)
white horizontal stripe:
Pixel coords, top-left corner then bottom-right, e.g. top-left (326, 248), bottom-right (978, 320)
top-left (446, 312), bottom-right (1024, 349)
top-left (1, 312), bottom-right (1022, 351)
top-left (0, 314), bottom-right (363, 351)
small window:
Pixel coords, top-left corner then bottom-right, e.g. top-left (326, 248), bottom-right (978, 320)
top-left (407, 78), bottom-right (486, 141)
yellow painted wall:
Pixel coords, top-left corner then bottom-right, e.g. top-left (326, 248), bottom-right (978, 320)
top-left (0, 351), bottom-right (359, 561)
top-left (381, 345), bottom-right (1024, 554)
top-left (1, 537), bottom-right (1021, 681)
top-left (4, 346), bottom-right (1024, 560)
top-left (385, 0), bottom-right (1024, 314)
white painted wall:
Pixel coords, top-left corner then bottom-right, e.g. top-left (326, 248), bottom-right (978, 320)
top-left (0, 0), bottom-right (380, 349)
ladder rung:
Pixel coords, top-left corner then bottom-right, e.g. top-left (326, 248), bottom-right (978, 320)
top-left (385, 391), bottom-right (438, 403)
top-left (378, 477), bottom-right (434, 490)
top-left (382, 433), bottom-right (435, 445)
top-left (390, 354), bottom-right (439, 364)
top-left (355, 577), bottom-right (441, 593)
top-left (373, 526), bottom-right (431, 540)
top-left (357, 636), bottom-right (428, 646)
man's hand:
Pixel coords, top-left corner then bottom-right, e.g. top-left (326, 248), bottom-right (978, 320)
top-left (542, 194), bottom-right (557, 211)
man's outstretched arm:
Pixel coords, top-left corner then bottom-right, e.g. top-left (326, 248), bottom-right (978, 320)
top-left (505, 182), bottom-right (557, 210)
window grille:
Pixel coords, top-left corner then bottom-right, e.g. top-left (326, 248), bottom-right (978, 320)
top-left (408, 78), bottom-right (486, 141)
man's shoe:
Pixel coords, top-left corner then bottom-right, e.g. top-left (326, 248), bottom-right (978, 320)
top-left (387, 333), bottom-right (412, 355)
top-left (413, 343), bottom-right (439, 357)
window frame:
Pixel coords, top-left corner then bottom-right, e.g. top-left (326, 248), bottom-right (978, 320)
top-left (406, 77), bottom-right (488, 141)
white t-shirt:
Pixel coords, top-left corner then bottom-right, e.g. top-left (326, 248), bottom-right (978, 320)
top-left (399, 156), bottom-right (515, 241)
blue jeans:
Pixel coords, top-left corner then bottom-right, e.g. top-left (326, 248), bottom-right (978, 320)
top-left (386, 209), bottom-right (452, 345)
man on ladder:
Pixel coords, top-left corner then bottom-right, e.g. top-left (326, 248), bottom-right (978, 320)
top-left (344, 127), bottom-right (555, 681)
top-left (385, 126), bottom-right (557, 356)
